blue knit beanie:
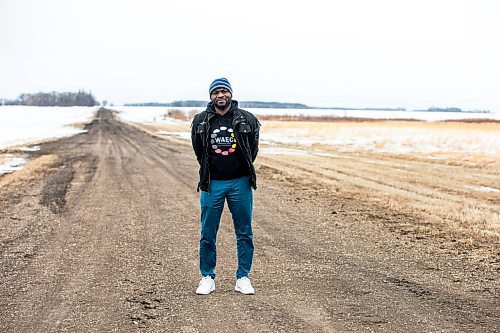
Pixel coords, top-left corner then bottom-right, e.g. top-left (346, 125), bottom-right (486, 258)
top-left (209, 77), bottom-right (233, 96)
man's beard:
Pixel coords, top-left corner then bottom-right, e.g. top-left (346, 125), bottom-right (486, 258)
top-left (214, 97), bottom-right (231, 109)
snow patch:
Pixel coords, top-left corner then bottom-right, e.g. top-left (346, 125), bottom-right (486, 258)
top-left (113, 106), bottom-right (197, 124)
top-left (19, 146), bottom-right (41, 152)
top-left (261, 147), bottom-right (311, 156)
top-left (465, 185), bottom-right (500, 193)
top-left (0, 156), bottom-right (27, 174)
top-left (156, 130), bottom-right (191, 140)
top-left (263, 127), bottom-right (500, 155)
top-left (476, 186), bottom-right (500, 193)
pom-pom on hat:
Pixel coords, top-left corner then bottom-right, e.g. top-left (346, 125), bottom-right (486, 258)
top-left (209, 77), bottom-right (233, 96)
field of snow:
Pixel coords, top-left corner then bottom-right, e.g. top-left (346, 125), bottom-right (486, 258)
top-left (112, 106), bottom-right (500, 122)
top-left (261, 121), bottom-right (500, 155)
top-left (115, 106), bottom-right (187, 125)
top-left (0, 106), bottom-right (97, 174)
top-left (113, 106), bottom-right (500, 156)
top-left (0, 106), bottom-right (98, 150)
top-left (248, 108), bottom-right (500, 122)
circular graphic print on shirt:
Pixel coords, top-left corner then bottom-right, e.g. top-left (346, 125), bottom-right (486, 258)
top-left (211, 126), bottom-right (237, 155)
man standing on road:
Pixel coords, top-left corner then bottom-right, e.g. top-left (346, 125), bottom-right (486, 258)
top-left (191, 78), bottom-right (260, 295)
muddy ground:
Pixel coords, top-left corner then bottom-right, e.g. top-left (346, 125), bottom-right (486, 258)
top-left (0, 109), bottom-right (498, 332)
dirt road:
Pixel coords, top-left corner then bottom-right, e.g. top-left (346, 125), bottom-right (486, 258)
top-left (0, 109), bottom-right (498, 332)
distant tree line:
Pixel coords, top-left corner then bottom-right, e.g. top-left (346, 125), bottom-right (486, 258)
top-left (124, 100), bottom-right (409, 110)
top-left (239, 101), bottom-right (310, 109)
top-left (125, 100), bottom-right (311, 109)
top-left (419, 107), bottom-right (463, 112)
top-left (415, 107), bottom-right (490, 113)
top-left (1, 90), bottom-right (98, 106)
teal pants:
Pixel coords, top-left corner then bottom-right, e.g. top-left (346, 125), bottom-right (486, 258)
top-left (199, 176), bottom-right (254, 279)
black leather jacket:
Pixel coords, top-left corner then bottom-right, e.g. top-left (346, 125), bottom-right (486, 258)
top-left (191, 101), bottom-right (260, 192)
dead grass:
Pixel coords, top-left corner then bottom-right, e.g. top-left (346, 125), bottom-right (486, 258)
top-left (0, 154), bottom-right (59, 189)
top-left (129, 122), bottom-right (190, 135)
top-left (125, 123), bottom-right (192, 149)
top-left (440, 118), bottom-right (500, 124)
top-left (167, 109), bottom-right (188, 121)
top-left (259, 148), bottom-right (500, 243)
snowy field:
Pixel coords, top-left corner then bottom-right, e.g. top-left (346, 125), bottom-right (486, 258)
top-left (0, 106), bottom-right (97, 174)
top-left (115, 106), bottom-right (187, 125)
top-left (0, 106), bottom-right (98, 150)
top-left (114, 106), bottom-right (500, 156)
top-left (112, 106), bottom-right (500, 123)
top-left (260, 121), bottom-right (500, 155)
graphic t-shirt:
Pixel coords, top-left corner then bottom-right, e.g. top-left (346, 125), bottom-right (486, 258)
top-left (208, 111), bottom-right (249, 180)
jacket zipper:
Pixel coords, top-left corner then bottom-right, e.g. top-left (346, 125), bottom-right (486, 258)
top-left (204, 112), bottom-right (214, 191)
top-left (232, 113), bottom-right (256, 187)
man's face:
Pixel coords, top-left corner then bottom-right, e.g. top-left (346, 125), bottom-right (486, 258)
top-left (210, 88), bottom-right (232, 109)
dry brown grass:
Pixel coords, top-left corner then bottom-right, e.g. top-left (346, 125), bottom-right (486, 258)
top-left (440, 118), bottom-right (500, 124)
top-left (130, 122), bottom-right (189, 135)
top-left (258, 151), bottom-right (499, 256)
top-left (258, 149), bottom-right (499, 247)
top-left (125, 123), bottom-right (192, 149)
top-left (167, 109), bottom-right (188, 121)
top-left (0, 154), bottom-right (59, 189)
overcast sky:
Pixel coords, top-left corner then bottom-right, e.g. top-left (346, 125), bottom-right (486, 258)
top-left (1, 0), bottom-right (498, 110)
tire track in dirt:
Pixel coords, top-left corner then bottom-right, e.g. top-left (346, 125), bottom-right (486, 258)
top-left (259, 153), bottom-right (499, 240)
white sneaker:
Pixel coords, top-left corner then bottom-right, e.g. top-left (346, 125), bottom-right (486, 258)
top-left (196, 276), bottom-right (215, 295)
top-left (235, 277), bottom-right (255, 295)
